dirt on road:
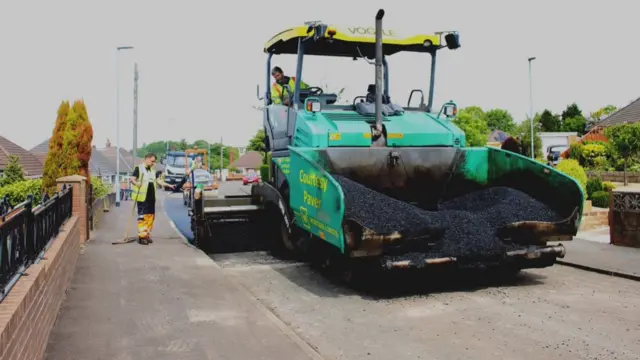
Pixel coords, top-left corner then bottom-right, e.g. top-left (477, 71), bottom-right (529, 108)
top-left (213, 251), bottom-right (640, 360)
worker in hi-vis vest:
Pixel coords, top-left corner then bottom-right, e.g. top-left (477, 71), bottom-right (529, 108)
top-left (270, 66), bottom-right (310, 106)
top-left (129, 153), bottom-right (175, 245)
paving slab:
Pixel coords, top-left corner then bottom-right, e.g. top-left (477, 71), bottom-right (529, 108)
top-left (44, 191), bottom-right (321, 360)
top-left (554, 238), bottom-right (640, 281)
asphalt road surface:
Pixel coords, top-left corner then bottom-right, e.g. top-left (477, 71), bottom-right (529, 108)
top-left (163, 183), bottom-right (640, 360)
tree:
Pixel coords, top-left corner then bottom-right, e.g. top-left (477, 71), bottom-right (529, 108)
top-left (485, 108), bottom-right (516, 133)
top-left (71, 100), bottom-right (93, 188)
top-left (515, 115), bottom-right (543, 158)
top-left (247, 129), bottom-right (266, 153)
top-left (561, 103), bottom-right (583, 121)
top-left (453, 106), bottom-right (490, 147)
top-left (42, 101), bottom-right (71, 195)
top-left (0, 155), bottom-right (25, 186)
top-left (604, 123), bottom-right (640, 186)
top-left (587, 105), bottom-right (617, 130)
top-left (560, 102), bottom-right (587, 135)
top-left (208, 143), bottom-right (239, 170)
top-left (538, 109), bottom-right (562, 132)
top-left (561, 116), bottom-right (587, 134)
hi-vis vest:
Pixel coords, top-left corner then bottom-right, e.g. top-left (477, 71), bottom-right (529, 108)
top-left (131, 164), bottom-right (156, 202)
top-left (271, 77), bottom-right (308, 104)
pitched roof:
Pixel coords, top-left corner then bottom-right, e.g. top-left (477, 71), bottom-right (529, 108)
top-left (229, 151), bottom-right (263, 169)
top-left (0, 136), bottom-right (44, 177)
top-left (599, 96), bottom-right (640, 127)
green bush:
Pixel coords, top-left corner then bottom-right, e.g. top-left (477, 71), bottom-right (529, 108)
top-left (603, 181), bottom-right (616, 192)
top-left (91, 176), bottom-right (112, 199)
top-left (0, 179), bottom-right (44, 207)
top-left (586, 177), bottom-right (603, 199)
top-left (260, 165), bottom-right (270, 182)
top-left (555, 159), bottom-right (588, 193)
top-left (591, 190), bottom-right (610, 208)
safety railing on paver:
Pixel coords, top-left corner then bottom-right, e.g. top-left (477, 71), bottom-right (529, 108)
top-left (0, 185), bottom-right (73, 302)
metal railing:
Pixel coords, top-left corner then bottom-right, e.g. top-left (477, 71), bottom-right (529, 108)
top-left (0, 185), bottom-right (73, 302)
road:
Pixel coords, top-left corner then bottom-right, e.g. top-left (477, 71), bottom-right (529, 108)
top-left (163, 183), bottom-right (640, 360)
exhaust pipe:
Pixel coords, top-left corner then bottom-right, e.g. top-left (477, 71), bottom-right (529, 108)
top-left (374, 9), bottom-right (384, 132)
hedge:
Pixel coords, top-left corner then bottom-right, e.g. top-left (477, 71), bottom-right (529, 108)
top-left (91, 176), bottom-right (112, 199)
top-left (591, 190), bottom-right (610, 208)
top-left (0, 179), bottom-right (45, 207)
top-left (556, 159), bottom-right (588, 193)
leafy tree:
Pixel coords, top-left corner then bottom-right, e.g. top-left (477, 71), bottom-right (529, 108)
top-left (138, 141), bottom-right (170, 159)
top-left (561, 116), bottom-right (587, 134)
top-left (247, 129), bottom-right (266, 152)
top-left (42, 101), bottom-right (71, 195)
top-left (515, 115), bottom-right (543, 158)
top-left (538, 109), bottom-right (561, 132)
top-left (605, 123), bottom-right (640, 185)
top-left (561, 103), bottom-right (583, 121)
top-left (452, 106), bottom-right (490, 147)
top-left (587, 105), bottom-right (617, 130)
top-left (208, 143), bottom-right (239, 170)
top-left (485, 108), bottom-right (516, 133)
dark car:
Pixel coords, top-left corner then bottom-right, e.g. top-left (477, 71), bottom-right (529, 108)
top-left (546, 145), bottom-right (569, 166)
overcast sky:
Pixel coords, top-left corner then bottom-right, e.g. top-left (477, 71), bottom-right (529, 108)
top-left (1, 0), bottom-right (638, 151)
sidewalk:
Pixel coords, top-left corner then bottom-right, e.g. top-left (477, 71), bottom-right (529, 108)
top-left (44, 193), bottom-right (321, 360)
top-left (553, 230), bottom-right (640, 281)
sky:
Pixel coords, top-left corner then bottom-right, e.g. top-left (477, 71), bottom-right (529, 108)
top-left (1, 0), bottom-right (639, 151)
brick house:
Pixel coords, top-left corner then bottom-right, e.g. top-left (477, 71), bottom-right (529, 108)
top-left (228, 151), bottom-right (264, 175)
top-left (0, 136), bottom-right (44, 178)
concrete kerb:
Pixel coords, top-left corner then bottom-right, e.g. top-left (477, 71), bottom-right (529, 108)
top-left (161, 197), bottom-right (326, 360)
top-left (556, 260), bottom-right (640, 282)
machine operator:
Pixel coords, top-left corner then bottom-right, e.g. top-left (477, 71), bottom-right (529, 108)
top-left (270, 66), bottom-right (310, 106)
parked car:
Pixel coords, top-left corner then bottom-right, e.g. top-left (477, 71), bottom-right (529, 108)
top-left (242, 171), bottom-right (261, 185)
top-left (546, 145), bottom-right (569, 166)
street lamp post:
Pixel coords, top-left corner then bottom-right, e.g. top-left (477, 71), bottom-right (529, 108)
top-left (115, 45), bottom-right (134, 207)
top-left (528, 56), bottom-right (536, 159)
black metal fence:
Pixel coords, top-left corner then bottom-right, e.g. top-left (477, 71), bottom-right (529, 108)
top-left (0, 185), bottom-right (73, 302)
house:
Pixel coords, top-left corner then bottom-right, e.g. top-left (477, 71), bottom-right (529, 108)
top-left (228, 151), bottom-right (263, 175)
top-left (598, 96), bottom-right (640, 128)
top-left (559, 98), bottom-right (640, 158)
top-left (0, 136), bottom-right (44, 178)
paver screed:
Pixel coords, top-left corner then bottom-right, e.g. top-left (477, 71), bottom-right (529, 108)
top-left (44, 192), bottom-right (319, 360)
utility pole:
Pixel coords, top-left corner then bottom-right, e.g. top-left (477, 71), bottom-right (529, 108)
top-left (528, 57), bottom-right (536, 159)
top-left (220, 136), bottom-right (223, 181)
top-left (132, 62), bottom-right (139, 162)
top-left (115, 45), bottom-right (134, 207)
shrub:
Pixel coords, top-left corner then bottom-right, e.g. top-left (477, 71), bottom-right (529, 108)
top-left (91, 176), bottom-right (112, 199)
top-left (603, 181), bottom-right (616, 192)
top-left (586, 177), bottom-right (603, 199)
top-left (0, 179), bottom-right (45, 207)
top-left (591, 190), bottom-right (610, 208)
top-left (0, 155), bottom-right (25, 187)
top-left (260, 165), bottom-right (270, 182)
top-left (556, 159), bottom-right (588, 193)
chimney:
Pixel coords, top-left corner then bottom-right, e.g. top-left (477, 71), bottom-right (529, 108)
top-left (106, 138), bottom-right (111, 148)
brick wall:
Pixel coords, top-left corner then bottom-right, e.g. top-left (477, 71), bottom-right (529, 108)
top-left (0, 175), bottom-right (87, 360)
top-left (587, 171), bottom-right (640, 183)
top-left (0, 217), bottom-right (80, 360)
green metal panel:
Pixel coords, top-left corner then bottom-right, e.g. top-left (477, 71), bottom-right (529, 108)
top-left (288, 147), bottom-right (345, 251)
top-left (272, 156), bottom-right (291, 180)
top-left (292, 110), bottom-right (467, 148)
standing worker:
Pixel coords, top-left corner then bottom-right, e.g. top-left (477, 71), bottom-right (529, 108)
top-left (130, 153), bottom-right (175, 245)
